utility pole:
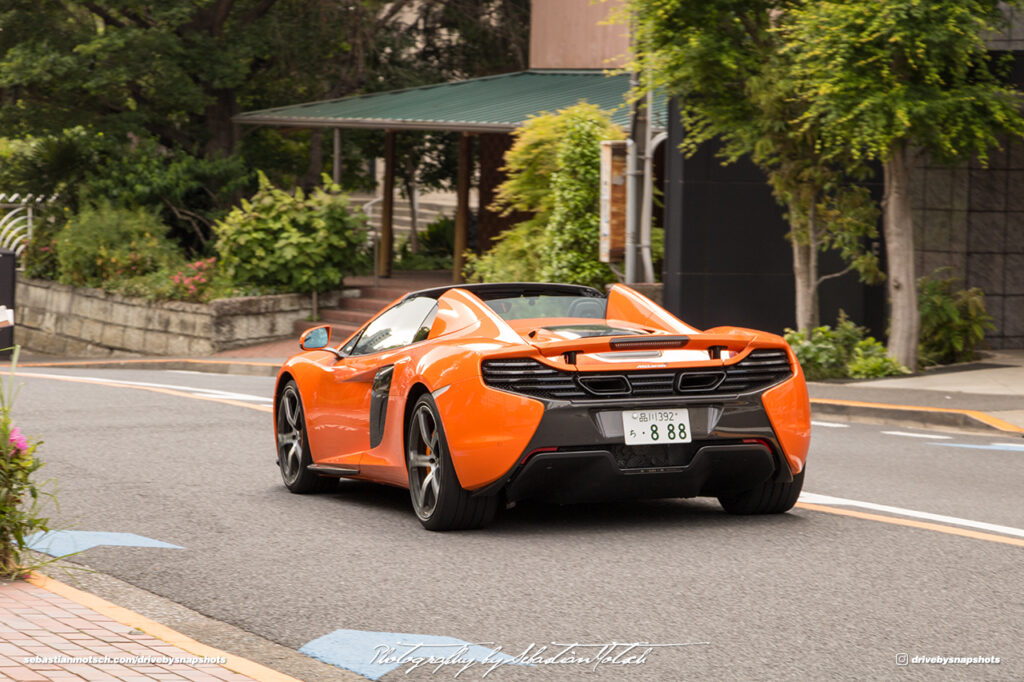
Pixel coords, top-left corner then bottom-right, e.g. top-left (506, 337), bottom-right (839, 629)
top-left (626, 71), bottom-right (648, 284)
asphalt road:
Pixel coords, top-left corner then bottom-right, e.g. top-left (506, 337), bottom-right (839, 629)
top-left (10, 367), bottom-right (1024, 681)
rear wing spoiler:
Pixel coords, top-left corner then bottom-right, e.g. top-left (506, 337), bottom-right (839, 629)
top-left (532, 333), bottom-right (758, 364)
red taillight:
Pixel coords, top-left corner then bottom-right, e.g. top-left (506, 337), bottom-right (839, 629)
top-left (742, 438), bottom-right (772, 451)
top-left (519, 447), bottom-right (558, 466)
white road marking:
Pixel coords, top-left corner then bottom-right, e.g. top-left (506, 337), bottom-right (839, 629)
top-left (991, 442), bottom-right (1024, 449)
top-left (20, 372), bottom-right (273, 403)
top-left (811, 420), bottom-right (849, 428)
top-left (880, 430), bottom-right (952, 440)
top-left (800, 492), bottom-right (1024, 539)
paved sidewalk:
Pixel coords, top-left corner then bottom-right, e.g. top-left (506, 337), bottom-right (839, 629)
top-left (808, 349), bottom-right (1024, 432)
top-left (0, 575), bottom-right (293, 682)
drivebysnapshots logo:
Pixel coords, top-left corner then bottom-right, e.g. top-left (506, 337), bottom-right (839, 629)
top-left (369, 640), bottom-right (711, 677)
top-left (896, 653), bottom-right (1001, 667)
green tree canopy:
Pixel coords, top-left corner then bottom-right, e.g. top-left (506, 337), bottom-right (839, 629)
top-left (783, 0), bottom-right (1024, 368)
top-left (628, 0), bottom-right (881, 334)
top-left (0, 0), bottom-right (529, 252)
top-left (465, 103), bottom-right (623, 288)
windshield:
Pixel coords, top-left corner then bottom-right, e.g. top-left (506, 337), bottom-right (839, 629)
top-left (484, 295), bottom-right (608, 320)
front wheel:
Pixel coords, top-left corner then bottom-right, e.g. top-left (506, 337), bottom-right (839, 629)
top-left (406, 394), bottom-right (497, 531)
top-left (718, 468), bottom-right (805, 515)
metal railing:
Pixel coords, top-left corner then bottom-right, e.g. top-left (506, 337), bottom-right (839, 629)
top-left (0, 193), bottom-right (51, 261)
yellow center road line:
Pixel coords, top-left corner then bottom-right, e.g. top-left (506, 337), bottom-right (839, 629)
top-left (19, 372), bottom-right (272, 413)
top-left (26, 572), bottom-right (303, 682)
top-left (810, 397), bottom-right (1024, 434)
top-left (796, 502), bottom-right (1024, 549)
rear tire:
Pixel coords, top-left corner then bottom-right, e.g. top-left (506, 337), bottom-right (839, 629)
top-left (276, 381), bottom-right (335, 494)
top-left (406, 394), bottom-right (497, 531)
top-left (718, 467), bottom-right (805, 515)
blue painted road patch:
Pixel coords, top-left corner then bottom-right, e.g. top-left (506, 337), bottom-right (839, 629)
top-left (299, 629), bottom-right (520, 680)
top-left (25, 531), bottom-right (183, 557)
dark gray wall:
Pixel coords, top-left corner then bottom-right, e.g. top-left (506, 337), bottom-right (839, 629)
top-left (661, 99), bottom-right (885, 338)
top-left (662, 76), bottom-right (1024, 349)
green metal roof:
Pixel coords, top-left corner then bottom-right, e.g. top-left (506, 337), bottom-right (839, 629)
top-left (234, 70), bottom-right (664, 133)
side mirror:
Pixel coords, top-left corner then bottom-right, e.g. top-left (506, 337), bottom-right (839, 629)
top-left (300, 325), bottom-right (331, 351)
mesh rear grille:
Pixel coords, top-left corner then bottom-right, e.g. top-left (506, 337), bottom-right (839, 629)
top-left (481, 349), bottom-right (792, 401)
top-left (718, 349), bottom-right (792, 393)
top-left (481, 358), bottom-right (586, 399)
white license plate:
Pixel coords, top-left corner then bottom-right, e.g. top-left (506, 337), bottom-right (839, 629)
top-left (622, 408), bottom-right (692, 445)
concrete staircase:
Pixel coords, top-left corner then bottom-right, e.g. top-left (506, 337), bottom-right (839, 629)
top-left (293, 270), bottom-right (455, 343)
top-left (292, 191), bottom-right (466, 344)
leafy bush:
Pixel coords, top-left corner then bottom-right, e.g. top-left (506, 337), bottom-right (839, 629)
top-left (785, 311), bottom-right (909, 380)
top-left (0, 350), bottom-right (50, 579)
top-left (395, 215), bottom-right (454, 270)
top-left (1, 130), bottom-right (254, 251)
top-left (466, 103), bottom-right (624, 287)
top-left (918, 269), bottom-right (995, 367)
top-left (110, 257), bottom-right (250, 303)
top-left (81, 137), bottom-right (253, 249)
top-left (56, 203), bottom-right (180, 288)
top-left (847, 340), bottom-right (911, 379)
top-left (419, 214), bottom-right (455, 258)
top-left (463, 221), bottom-right (546, 282)
top-left (538, 106), bottom-right (619, 288)
top-left (22, 204), bottom-right (65, 281)
top-left (214, 172), bottom-right (369, 297)
top-left (0, 129), bottom-right (97, 204)
top-left (395, 241), bottom-right (452, 271)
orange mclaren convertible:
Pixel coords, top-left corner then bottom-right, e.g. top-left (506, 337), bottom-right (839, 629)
top-left (274, 283), bottom-right (810, 531)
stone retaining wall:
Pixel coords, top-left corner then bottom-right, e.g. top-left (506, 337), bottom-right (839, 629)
top-left (14, 276), bottom-right (357, 357)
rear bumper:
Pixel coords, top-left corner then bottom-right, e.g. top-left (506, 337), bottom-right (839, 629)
top-left (502, 443), bottom-right (777, 504)
top-left (473, 391), bottom-right (792, 503)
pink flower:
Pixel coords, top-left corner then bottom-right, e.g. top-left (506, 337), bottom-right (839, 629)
top-left (9, 427), bottom-right (28, 453)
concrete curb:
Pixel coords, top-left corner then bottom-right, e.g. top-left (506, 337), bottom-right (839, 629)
top-left (21, 357), bottom-right (281, 377)
top-left (811, 398), bottom-right (1024, 436)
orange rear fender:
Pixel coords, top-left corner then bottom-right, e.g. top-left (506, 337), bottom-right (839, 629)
top-left (760, 346), bottom-right (811, 474)
top-left (433, 378), bottom-right (543, 490)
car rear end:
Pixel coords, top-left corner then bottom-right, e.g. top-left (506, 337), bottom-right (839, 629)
top-left (474, 337), bottom-right (808, 505)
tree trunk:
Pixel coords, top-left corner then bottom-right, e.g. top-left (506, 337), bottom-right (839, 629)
top-left (302, 130), bottom-right (325, 189)
top-left (790, 203), bottom-right (817, 333)
top-left (807, 199), bottom-right (819, 328)
top-left (204, 88), bottom-right (237, 158)
top-left (791, 230), bottom-right (812, 333)
top-left (882, 142), bottom-right (919, 369)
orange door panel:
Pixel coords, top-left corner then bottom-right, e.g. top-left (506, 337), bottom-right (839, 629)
top-left (303, 356), bottom-right (379, 468)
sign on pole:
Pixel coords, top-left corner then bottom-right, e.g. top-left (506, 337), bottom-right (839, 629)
top-left (599, 140), bottom-right (627, 263)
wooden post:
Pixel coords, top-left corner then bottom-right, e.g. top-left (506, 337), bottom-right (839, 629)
top-left (332, 129), bottom-right (342, 185)
top-left (380, 130), bottom-right (396, 278)
top-left (453, 133), bottom-right (473, 283)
